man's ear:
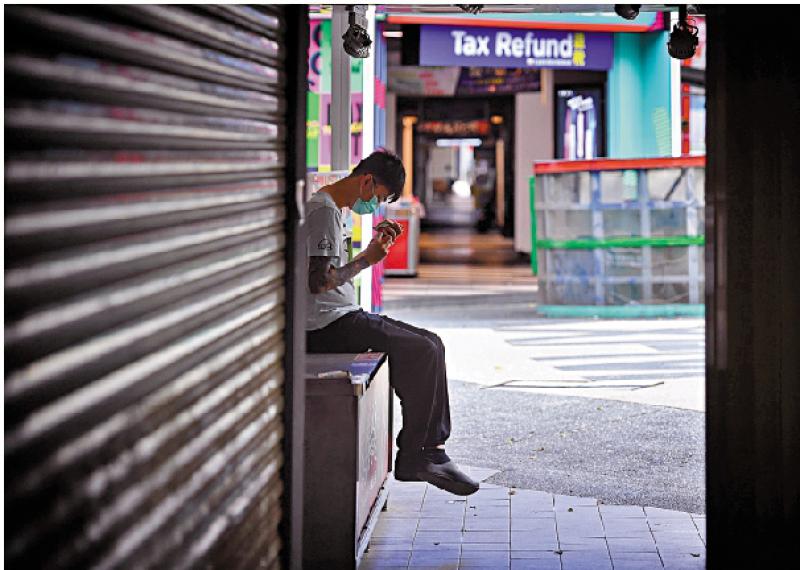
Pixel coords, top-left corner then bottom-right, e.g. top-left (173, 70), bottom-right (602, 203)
top-left (360, 174), bottom-right (374, 197)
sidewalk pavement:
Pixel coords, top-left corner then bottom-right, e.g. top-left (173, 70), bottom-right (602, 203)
top-left (375, 260), bottom-right (706, 568)
top-left (427, 317), bottom-right (706, 413)
top-left (363, 467), bottom-right (706, 570)
top-left (385, 295), bottom-right (705, 413)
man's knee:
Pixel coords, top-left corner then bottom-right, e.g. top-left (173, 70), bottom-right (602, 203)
top-left (430, 332), bottom-right (445, 352)
top-left (418, 330), bottom-right (445, 357)
top-left (413, 324), bottom-right (444, 352)
top-left (396, 335), bottom-right (438, 365)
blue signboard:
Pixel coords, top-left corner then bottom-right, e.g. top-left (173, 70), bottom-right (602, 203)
top-left (419, 25), bottom-right (614, 71)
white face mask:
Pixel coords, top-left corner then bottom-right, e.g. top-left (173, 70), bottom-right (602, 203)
top-left (352, 179), bottom-right (379, 214)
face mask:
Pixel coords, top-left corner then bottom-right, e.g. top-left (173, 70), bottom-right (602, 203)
top-left (352, 179), bottom-right (379, 214)
top-left (352, 195), bottom-right (378, 214)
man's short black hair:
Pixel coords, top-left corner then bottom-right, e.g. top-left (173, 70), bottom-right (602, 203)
top-left (351, 148), bottom-right (405, 202)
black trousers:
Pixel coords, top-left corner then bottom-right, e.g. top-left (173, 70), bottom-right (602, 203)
top-left (306, 310), bottom-right (451, 452)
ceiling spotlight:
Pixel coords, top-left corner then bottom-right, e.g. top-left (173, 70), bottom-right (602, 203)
top-left (342, 5), bottom-right (372, 58)
top-left (457, 5), bottom-right (484, 15)
top-left (614, 4), bottom-right (641, 20)
top-left (668, 5), bottom-right (699, 60)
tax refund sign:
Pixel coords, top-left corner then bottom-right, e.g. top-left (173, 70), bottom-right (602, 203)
top-left (419, 25), bottom-right (614, 70)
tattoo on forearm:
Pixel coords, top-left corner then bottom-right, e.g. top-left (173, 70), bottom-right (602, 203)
top-left (308, 256), bottom-right (370, 294)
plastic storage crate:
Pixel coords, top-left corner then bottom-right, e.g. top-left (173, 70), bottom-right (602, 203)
top-left (531, 157), bottom-right (705, 317)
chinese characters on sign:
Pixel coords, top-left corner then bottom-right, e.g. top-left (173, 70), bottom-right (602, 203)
top-left (416, 119), bottom-right (491, 136)
top-left (458, 67), bottom-right (540, 95)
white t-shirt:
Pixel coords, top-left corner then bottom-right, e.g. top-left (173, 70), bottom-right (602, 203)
top-left (305, 191), bottom-right (361, 330)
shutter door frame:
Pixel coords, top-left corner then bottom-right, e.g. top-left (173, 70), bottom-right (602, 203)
top-left (279, 7), bottom-right (309, 570)
top-left (5, 5), bottom-right (306, 569)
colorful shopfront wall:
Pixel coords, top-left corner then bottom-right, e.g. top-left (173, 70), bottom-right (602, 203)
top-left (307, 15), bottom-right (389, 312)
top-left (307, 18), bottom-right (364, 172)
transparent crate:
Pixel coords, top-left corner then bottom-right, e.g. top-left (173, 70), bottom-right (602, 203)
top-left (696, 208), bottom-right (706, 236)
top-left (600, 170), bottom-right (640, 203)
top-left (535, 210), bottom-right (546, 238)
top-left (603, 210), bottom-right (641, 237)
top-left (648, 168), bottom-right (688, 202)
top-left (651, 208), bottom-right (688, 236)
top-left (542, 278), bottom-right (597, 305)
top-left (653, 282), bottom-right (691, 304)
top-left (605, 283), bottom-right (644, 305)
top-left (540, 249), bottom-right (595, 280)
top-left (533, 161), bottom-right (705, 308)
top-left (651, 247), bottom-right (690, 277)
top-left (542, 209), bottom-right (593, 240)
top-left (604, 248), bottom-right (642, 277)
top-left (540, 171), bottom-right (592, 206)
top-left (688, 167), bottom-right (705, 204)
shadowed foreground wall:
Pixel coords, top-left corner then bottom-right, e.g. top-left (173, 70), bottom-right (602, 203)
top-left (705, 7), bottom-right (800, 568)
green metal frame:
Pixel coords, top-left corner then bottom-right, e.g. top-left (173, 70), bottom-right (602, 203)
top-left (538, 236), bottom-right (706, 249)
top-left (530, 175), bottom-right (538, 275)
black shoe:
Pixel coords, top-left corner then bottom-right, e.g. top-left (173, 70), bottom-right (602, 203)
top-left (394, 450), bottom-right (423, 482)
top-left (394, 449), bottom-right (480, 496)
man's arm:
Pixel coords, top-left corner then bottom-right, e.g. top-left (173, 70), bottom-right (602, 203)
top-left (308, 255), bottom-right (371, 294)
top-left (308, 234), bottom-right (392, 294)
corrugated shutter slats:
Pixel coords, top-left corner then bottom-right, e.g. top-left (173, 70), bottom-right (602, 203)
top-left (5, 5), bottom-right (287, 569)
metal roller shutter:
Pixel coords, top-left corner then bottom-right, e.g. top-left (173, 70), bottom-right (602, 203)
top-left (5, 6), bottom-right (289, 569)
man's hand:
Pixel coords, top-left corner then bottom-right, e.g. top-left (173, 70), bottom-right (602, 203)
top-left (362, 234), bottom-right (392, 265)
top-left (308, 221), bottom-right (402, 294)
top-left (375, 219), bottom-right (403, 242)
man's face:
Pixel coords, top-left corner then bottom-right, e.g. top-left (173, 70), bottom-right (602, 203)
top-left (361, 174), bottom-right (396, 204)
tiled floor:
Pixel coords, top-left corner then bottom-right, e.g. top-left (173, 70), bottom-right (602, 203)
top-left (361, 469), bottom-right (706, 570)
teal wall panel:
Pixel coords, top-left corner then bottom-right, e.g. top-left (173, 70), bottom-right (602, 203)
top-left (608, 32), bottom-right (672, 158)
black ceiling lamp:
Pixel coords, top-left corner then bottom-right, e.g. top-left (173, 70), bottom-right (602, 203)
top-left (668, 5), bottom-right (699, 60)
top-left (614, 4), bottom-right (642, 20)
top-left (342, 5), bottom-right (372, 58)
top-left (456, 5), bottom-right (484, 15)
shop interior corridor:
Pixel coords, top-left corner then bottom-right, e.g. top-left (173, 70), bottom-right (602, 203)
top-left (382, 228), bottom-right (538, 308)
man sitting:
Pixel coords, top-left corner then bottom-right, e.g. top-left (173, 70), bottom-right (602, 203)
top-left (305, 149), bottom-right (479, 496)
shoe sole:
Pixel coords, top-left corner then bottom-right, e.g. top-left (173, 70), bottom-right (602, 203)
top-left (416, 471), bottom-right (479, 496)
top-left (393, 470), bottom-right (423, 482)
